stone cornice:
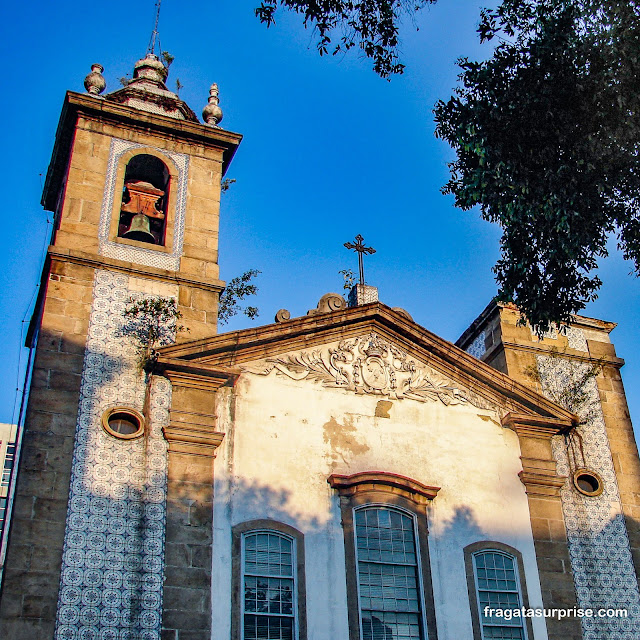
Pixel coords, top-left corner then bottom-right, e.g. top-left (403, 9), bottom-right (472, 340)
top-left (518, 469), bottom-right (567, 497)
top-left (158, 303), bottom-right (577, 423)
top-left (455, 299), bottom-right (616, 351)
top-left (501, 339), bottom-right (624, 368)
top-left (157, 358), bottom-right (239, 391)
top-left (26, 249), bottom-right (226, 348)
top-left (43, 91), bottom-right (242, 211)
top-left (162, 423), bottom-right (225, 457)
top-left (328, 471), bottom-right (441, 504)
top-left (159, 360), bottom-right (238, 457)
top-left (503, 413), bottom-right (571, 497)
top-left (502, 412), bottom-right (576, 437)
top-left (48, 246), bottom-right (226, 292)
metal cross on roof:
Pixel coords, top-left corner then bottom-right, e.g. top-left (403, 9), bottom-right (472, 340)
top-left (344, 234), bottom-right (376, 287)
top-left (147, 0), bottom-right (163, 57)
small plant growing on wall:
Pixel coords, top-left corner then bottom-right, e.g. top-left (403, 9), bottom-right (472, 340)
top-left (523, 346), bottom-right (603, 424)
top-left (218, 269), bottom-right (261, 325)
top-left (221, 178), bottom-right (236, 193)
top-left (339, 268), bottom-right (355, 291)
top-left (122, 296), bottom-right (186, 372)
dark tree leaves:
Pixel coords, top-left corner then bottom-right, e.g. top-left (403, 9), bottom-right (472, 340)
top-left (255, 0), bottom-right (436, 78)
top-left (434, 0), bottom-right (640, 331)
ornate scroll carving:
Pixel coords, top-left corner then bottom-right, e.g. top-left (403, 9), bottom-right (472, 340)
top-left (274, 293), bottom-right (346, 323)
top-left (275, 308), bottom-right (291, 323)
top-left (307, 292), bottom-right (347, 316)
top-left (245, 332), bottom-right (496, 409)
top-left (392, 307), bottom-right (413, 321)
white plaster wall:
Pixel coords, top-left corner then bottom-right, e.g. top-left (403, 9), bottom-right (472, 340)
top-left (212, 366), bottom-right (548, 640)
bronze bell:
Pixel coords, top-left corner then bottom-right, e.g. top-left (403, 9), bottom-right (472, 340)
top-left (123, 213), bottom-right (156, 244)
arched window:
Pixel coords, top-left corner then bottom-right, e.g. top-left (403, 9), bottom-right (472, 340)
top-left (354, 506), bottom-right (425, 640)
top-left (118, 154), bottom-right (170, 246)
top-left (232, 521), bottom-right (307, 640)
top-left (465, 542), bottom-right (533, 640)
top-left (328, 472), bottom-right (440, 640)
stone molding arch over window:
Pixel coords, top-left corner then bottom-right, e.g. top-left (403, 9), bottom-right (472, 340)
top-left (329, 472), bottom-right (441, 640)
top-left (464, 541), bottom-right (534, 640)
top-left (231, 519), bottom-right (307, 640)
top-left (109, 147), bottom-right (180, 253)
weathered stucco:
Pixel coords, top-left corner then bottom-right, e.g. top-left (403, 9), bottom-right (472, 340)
top-left (211, 355), bottom-right (549, 640)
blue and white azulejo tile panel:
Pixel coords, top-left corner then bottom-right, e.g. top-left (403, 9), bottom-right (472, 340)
top-left (98, 138), bottom-right (189, 272)
top-left (54, 269), bottom-right (171, 640)
top-left (535, 327), bottom-right (640, 639)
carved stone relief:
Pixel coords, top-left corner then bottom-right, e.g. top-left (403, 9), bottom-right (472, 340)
top-left (244, 332), bottom-right (498, 411)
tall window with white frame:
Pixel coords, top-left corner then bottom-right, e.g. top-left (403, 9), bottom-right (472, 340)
top-left (354, 506), bottom-right (426, 640)
top-left (242, 530), bottom-right (296, 640)
top-left (472, 550), bottom-right (527, 640)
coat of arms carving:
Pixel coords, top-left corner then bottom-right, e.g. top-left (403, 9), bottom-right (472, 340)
top-left (245, 332), bottom-right (496, 410)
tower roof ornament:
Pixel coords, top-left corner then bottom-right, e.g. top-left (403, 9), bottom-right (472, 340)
top-left (344, 234), bottom-right (376, 287)
top-left (133, 53), bottom-right (168, 84)
top-left (344, 234), bottom-right (379, 307)
top-left (147, 0), bottom-right (163, 58)
top-left (84, 64), bottom-right (106, 95)
top-left (203, 84), bottom-right (223, 127)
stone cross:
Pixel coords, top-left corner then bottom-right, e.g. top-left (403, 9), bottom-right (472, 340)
top-left (344, 234), bottom-right (376, 286)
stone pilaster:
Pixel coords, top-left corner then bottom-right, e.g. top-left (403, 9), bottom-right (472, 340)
top-left (504, 413), bottom-right (583, 640)
top-left (158, 360), bottom-right (237, 640)
top-left (594, 355), bottom-right (640, 583)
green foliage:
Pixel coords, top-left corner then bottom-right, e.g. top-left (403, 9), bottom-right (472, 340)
top-left (523, 343), bottom-right (603, 423)
top-left (339, 268), bottom-right (356, 290)
top-left (122, 297), bottom-right (186, 370)
top-left (175, 78), bottom-right (183, 94)
top-left (434, 0), bottom-right (640, 333)
top-left (221, 178), bottom-right (237, 193)
top-left (162, 51), bottom-right (175, 68)
top-left (219, 269), bottom-right (261, 325)
top-left (254, 0), bottom-right (436, 78)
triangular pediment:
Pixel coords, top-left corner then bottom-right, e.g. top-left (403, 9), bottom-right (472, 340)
top-left (157, 302), bottom-right (576, 425)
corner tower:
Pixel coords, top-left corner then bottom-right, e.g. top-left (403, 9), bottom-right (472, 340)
top-left (0, 55), bottom-right (241, 639)
top-left (457, 301), bottom-right (640, 639)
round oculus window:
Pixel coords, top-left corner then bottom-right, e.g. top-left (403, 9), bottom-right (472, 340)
top-left (573, 469), bottom-right (603, 497)
top-left (102, 407), bottom-right (144, 439)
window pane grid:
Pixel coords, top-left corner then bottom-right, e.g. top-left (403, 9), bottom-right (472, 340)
top-left (243, 532), bottom-right (296, 640)
top-left (361, 611), bottom-right (422, 639)
top-left (244, 614), bottom-right (294, 640)
top-left (355, 508), bottom-right (424, 640)
top-left (359, 562), bottom-right (420, 613)
top-left (245, 533), bottom-right (293, 577)
top-left (483, 628), bottom-right (524, 640)
top-left (244, 576), bottom-right (294, 616)
top-left (474, 552), bottom-right (526, 640)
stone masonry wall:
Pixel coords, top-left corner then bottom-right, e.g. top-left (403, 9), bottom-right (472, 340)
top-left (0, 259), bottom-right (94, 639)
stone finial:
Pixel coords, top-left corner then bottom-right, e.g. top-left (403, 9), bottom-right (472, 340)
top-left (84, 64), bottom-right (106, 95)
top-left (202, 83), bottom-right (223, 127)
top-left (133, 53), bottom-right (168, 83)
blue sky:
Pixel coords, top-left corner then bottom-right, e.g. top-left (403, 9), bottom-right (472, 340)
top-left (1, 1), bottom-right (639, 431)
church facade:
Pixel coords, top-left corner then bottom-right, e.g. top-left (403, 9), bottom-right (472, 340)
top-left (0, 52), bottom-right (639, 640)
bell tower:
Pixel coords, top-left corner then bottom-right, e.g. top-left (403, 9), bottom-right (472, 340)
top-left (0, 54), bottom-right (240, 640)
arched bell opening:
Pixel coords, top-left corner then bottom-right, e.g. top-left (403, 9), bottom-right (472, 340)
top-left (118, 154), bottom-right (170, 245)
